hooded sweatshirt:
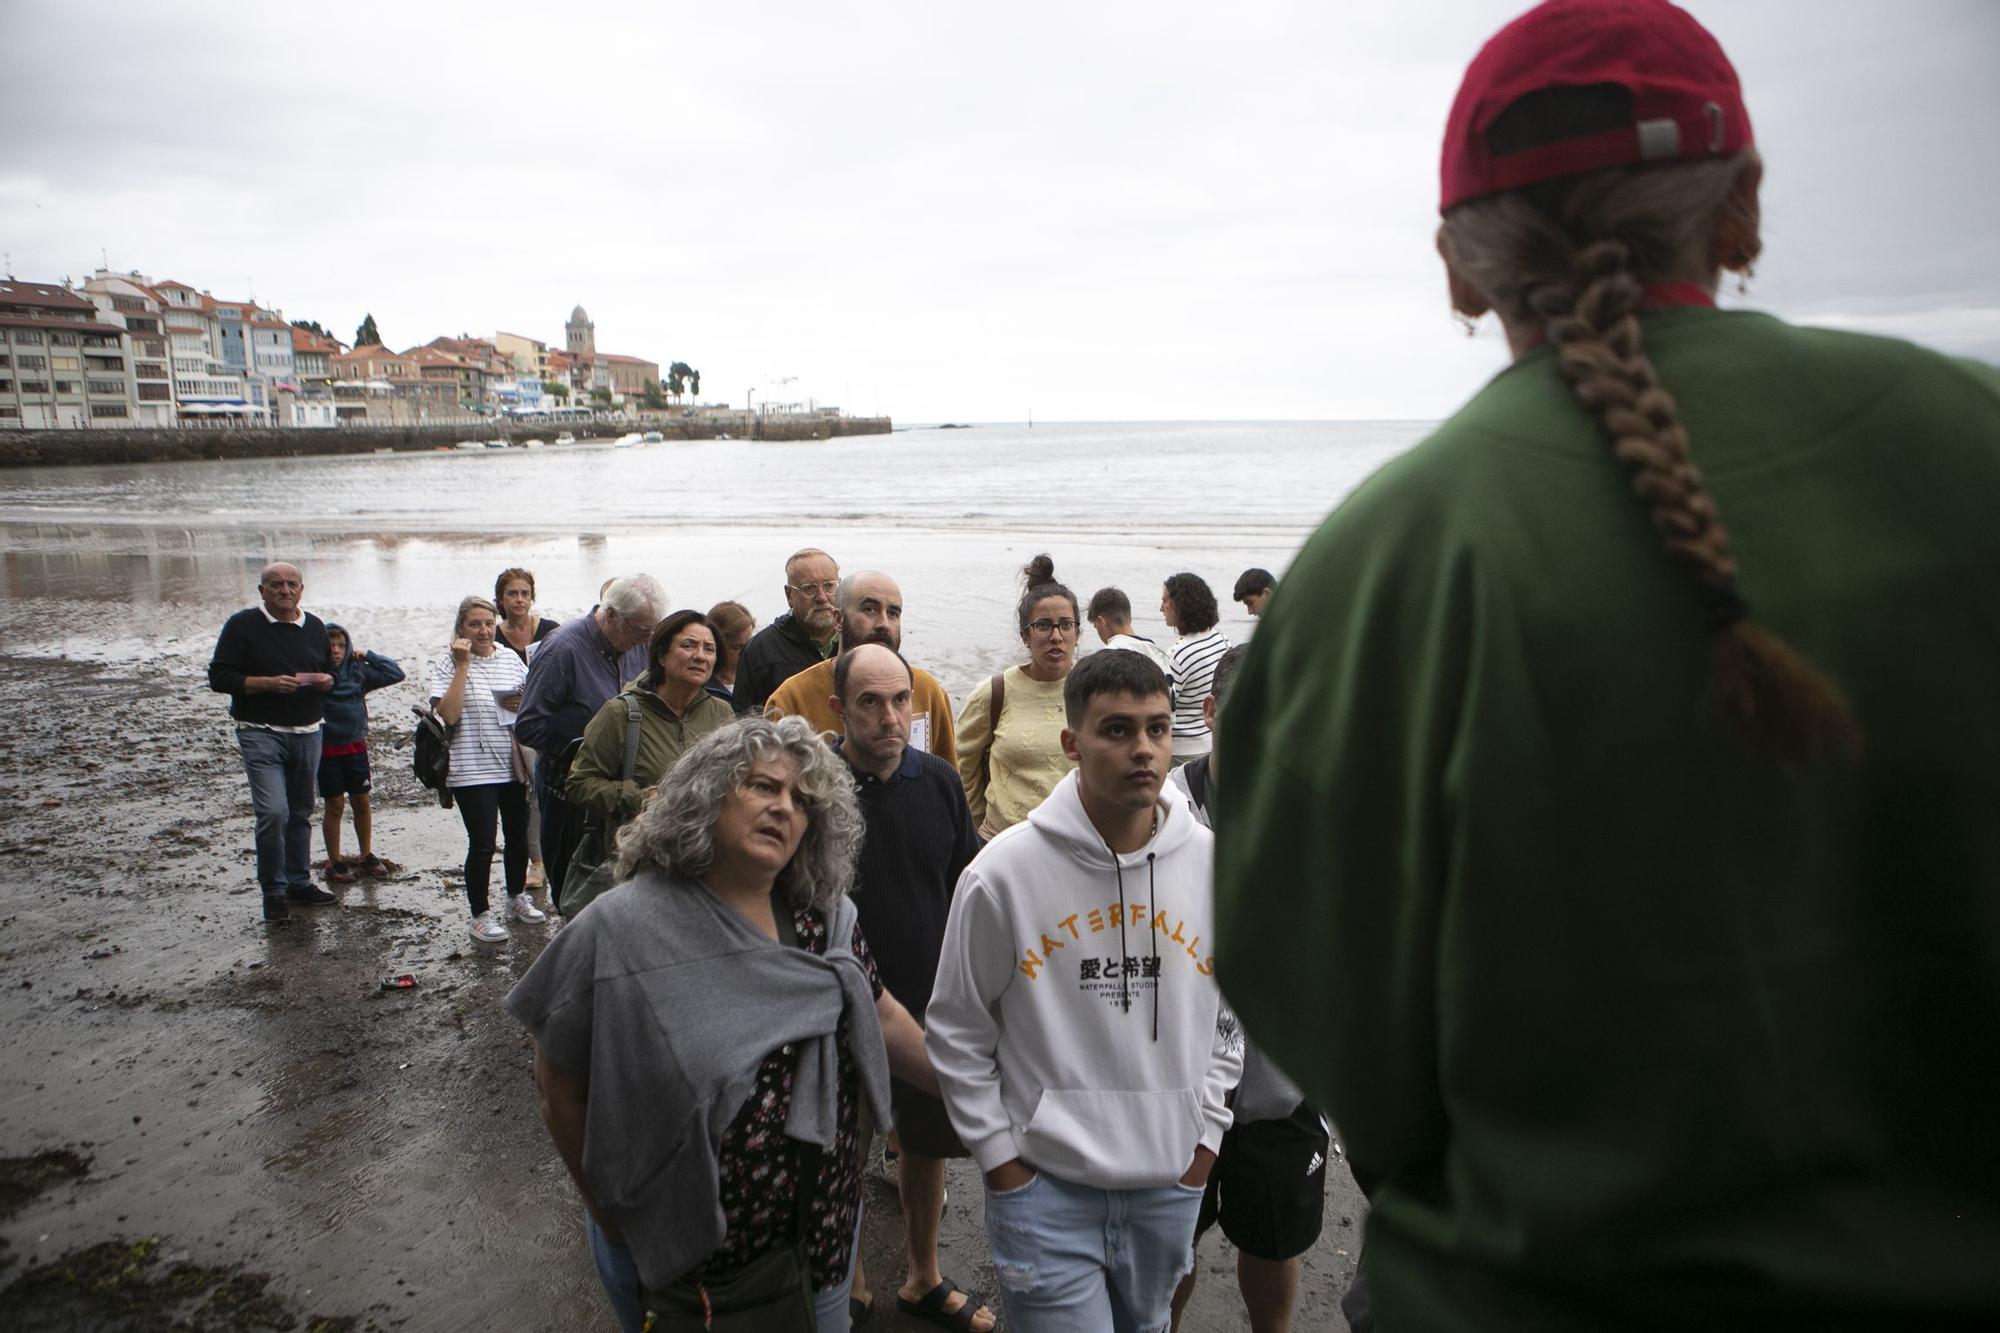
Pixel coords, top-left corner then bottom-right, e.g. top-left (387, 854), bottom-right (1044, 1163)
top-left (320, 624), bottom-right (405, 748)
top-left (926, 769), bottom-right (1241, 1191)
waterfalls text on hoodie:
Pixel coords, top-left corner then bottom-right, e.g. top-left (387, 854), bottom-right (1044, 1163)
top-left (926, 768), bottom-right (1241, 1185)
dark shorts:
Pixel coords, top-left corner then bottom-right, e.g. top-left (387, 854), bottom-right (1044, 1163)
top-left (890, 1077), bottom-right (968, 1160)
top-left (1195, 1100), bottom-right (1329, 1262)
top-left (317, 746), bottom-right (372, 799)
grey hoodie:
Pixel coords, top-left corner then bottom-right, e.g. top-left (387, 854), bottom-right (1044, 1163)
top-left (925, 769), bottom-right (1242, 1190)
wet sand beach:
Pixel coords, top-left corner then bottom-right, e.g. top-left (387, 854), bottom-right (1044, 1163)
top-left (0, 424), bottom-right (1405, 1329)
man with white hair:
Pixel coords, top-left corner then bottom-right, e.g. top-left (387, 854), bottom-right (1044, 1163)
top-left (207, 560), bottom-right (338, 923)
top-left (516, 573), bottom-right (665, 900)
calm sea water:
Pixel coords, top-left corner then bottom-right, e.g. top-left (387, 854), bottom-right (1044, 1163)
top-left (0, 421), bottom-right (1429, 694)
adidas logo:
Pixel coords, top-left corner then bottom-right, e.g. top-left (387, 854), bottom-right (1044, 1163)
top-left (1306, 1150), bottom-right (1325, 1177)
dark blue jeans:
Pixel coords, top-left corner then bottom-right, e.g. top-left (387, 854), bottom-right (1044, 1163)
top-left (236, 726), bottom-right (321, 900)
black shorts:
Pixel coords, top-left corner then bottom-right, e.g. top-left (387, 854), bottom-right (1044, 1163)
top-left (889, 1078), bottom-right (968, 1160)
top-left (317, 747), bottom-right (372, 799)
top-left (1195, 1100), bottom-right (1329, 1262)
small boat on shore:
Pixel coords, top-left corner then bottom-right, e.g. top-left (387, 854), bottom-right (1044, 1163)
top-left (613, 432), bottom-right (641, 448)
top-left (522, 437), bottom-right (546, 449)
top-left (554, 432), bottom-right (576, 446)
top-left (642, 430), bottom-right (664, 444)
top-left (484, 438), bottom-right (509, 449)
top-left (454, 440), bottom-right (484, 451)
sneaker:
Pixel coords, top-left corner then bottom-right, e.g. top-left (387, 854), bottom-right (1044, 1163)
top-left (469, 910), bottom-right (509, 943)
top-left (524, 859), bottom-right (547, 890)
top-left (261, 894), bottom-right (291, 923)
top-left (359, 855), bottom-right (394, 879)
top-left (509, 893), bottom-right (547, 924)
top-left (327, 863), bottom-right (357, 884)
top-left (286, 884), bottom-right (337, 905)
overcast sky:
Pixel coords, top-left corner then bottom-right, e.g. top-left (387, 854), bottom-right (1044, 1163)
top-left (4, 1), bottom-right (1995, 422)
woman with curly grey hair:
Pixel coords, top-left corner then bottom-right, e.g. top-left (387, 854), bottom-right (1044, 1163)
top-left (509, 715), bottom-right (938, 1333)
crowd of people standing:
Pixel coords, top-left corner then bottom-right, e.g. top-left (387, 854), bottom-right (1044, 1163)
top-left (198, 1), bottom-right (2000, 1329)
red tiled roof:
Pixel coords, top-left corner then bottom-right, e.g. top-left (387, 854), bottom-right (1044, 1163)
top-left (292, 327), bottom-right (343, 354)
top-left (0, 281), bottom-right (95, 312)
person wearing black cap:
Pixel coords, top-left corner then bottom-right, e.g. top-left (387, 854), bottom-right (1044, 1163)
top-left (1215, 1), bottom-right (2000, 1329)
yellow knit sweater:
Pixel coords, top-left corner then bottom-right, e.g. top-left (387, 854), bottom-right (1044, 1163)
top-left (954, 665), bottom-right (1074, 836)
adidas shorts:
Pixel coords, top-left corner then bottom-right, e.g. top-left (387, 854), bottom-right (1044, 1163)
top-left (1195, 1099), bottom-right (1330, 1262)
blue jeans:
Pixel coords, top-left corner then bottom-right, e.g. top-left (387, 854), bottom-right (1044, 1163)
top-left (236, 726), bottom-right (321, 899)
top-left (984, 1171), bottom-right (1204, 1333)
top-left (587, 1207), bottom-right (861, 1333)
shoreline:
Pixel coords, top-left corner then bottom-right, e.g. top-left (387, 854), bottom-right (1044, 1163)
top-left (0, 416), bottom-right (894, 470)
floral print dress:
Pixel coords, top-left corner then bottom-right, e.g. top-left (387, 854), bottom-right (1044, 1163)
top-left (700, 909), bottom-right (882, 1289)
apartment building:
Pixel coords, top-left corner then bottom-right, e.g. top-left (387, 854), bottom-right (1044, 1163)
top-left (0, 279), bottom-right (139, 428)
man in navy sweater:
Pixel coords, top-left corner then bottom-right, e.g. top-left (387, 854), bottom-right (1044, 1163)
top-left (829, 644), bottom-right (993, 1332)
top-left (207, 562), bottom-right (336, 922)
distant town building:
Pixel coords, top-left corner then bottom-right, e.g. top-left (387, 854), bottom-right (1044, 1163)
top-left (560, 301), bottom-right (659, 405)
top-left (565, 304), bottom-right (595, 357)
top-left (290, 327), bottom-right (344, 386)
top-left (494, 331), bottom-right (553, 382)
top-left (82, 270), bottom-right (177, 426)
top-left (153, 281), bottom-right (259, 422)
top-left (0, 278), bottom-right (142, 428)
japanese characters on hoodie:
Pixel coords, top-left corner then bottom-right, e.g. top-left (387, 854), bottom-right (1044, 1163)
top-left (925, 769), bottom-right (1243, 1190)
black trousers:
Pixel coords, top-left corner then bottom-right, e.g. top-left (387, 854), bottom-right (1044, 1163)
top-left (454, 780), bottom-right (528, 915)
top-left (537, 766), bottom-right (586, 909)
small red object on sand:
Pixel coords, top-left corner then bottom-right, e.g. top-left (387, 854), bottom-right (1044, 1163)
top-left (381, 974), bottom-right (417, 990)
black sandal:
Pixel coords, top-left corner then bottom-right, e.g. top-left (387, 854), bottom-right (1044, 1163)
top-left (897, 1277), bottom-right (990, 1332)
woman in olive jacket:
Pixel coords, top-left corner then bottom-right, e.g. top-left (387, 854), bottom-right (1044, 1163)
top-left (566, 610), bottom-right (736, 823)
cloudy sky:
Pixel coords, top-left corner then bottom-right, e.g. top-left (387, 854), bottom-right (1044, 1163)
top-left (4, 1), bottom-right (1995, 422)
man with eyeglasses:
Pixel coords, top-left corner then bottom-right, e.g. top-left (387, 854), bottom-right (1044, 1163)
top-left (516, 573), bottom-right (666, 903)
top-left (734, 547), bottom-right (841, 715)
top-left (762, 570), bottom-right (959, 766)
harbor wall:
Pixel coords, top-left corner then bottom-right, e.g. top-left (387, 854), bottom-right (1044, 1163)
top-left (0, 415), bottom-right (893, 468)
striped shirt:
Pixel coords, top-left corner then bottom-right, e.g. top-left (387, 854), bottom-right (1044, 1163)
top-left (1168, 629), bottom-right (1232, 755)
top-left (428, 649), bottom-right (529, 787)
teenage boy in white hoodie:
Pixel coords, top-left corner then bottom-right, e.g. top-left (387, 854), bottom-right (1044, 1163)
top-left (927, 649), bottom-right (1243, 1333)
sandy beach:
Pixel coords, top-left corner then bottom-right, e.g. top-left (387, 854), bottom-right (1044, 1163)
top-left (0, 427), bottom-right (1398, 1329)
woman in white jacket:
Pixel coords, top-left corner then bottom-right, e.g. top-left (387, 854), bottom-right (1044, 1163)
top-left (926, 649), bottom-right (1242, 1333)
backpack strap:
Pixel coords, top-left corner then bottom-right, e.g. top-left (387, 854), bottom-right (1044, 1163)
top-left (619, 694), bottom-right (644, 783)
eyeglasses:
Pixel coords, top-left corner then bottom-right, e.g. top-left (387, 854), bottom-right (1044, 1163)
top-left (1028, 618), bottom-right (1078, 636)
top-left (787, 580), bottom-right (840, 599)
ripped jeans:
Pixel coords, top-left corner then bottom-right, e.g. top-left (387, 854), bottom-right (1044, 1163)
top-left (983, 1170), bottom-right (1204, 1333)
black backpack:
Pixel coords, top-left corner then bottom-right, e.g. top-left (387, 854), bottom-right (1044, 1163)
top-left (410, 704), bottom-right (454, 808)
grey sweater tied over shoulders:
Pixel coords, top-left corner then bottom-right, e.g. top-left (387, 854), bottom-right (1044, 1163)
top-left (506, 869), bottom-right (890, 1291)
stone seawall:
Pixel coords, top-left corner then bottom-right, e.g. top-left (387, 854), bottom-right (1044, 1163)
top-left (0, 415), bottom-right (894, 468)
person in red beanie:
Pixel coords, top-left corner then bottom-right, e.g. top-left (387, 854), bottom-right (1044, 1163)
top-left (1214, 1), bottom-right (2000, 1329)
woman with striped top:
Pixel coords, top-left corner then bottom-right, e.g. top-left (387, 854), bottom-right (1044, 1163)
top-left (1161, 572), bottom-right (1231, 764)
top-left (430, 595), bottom-right (544, 943)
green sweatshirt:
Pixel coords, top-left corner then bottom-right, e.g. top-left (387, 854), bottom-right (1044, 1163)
top-left (1214, 310), bottom-right (2000, 1331)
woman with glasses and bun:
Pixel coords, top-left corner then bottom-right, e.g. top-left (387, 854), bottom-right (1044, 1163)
top-left (954, 554), bottom-right (1079, 838)
top-left (1215, 2), bottom-right (2000, 1329)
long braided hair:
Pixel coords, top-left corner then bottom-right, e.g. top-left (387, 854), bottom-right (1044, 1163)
top-left (1441, 121), bottom-right (1857, 761)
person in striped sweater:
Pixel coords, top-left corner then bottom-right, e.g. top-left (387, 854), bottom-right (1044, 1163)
top-left (1160, 573), bottom-right (1231, 766)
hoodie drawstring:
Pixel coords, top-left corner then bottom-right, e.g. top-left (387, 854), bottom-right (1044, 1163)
top-left (1103, 831), bottom-right (1162, 1043)
top-left (1148, 851), bottom-right (1159, 1043)
top-left (1113, 854), bottom-right (1131, 1015)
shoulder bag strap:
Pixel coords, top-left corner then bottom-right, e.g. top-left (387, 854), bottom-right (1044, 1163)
top-left (979, 671), bottom-right (1005, 788)
top-left (620, 694), bottom-right (644, 783)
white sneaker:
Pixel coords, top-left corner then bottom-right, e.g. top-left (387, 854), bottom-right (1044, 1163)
top-left (509, 892), bottom-right (547, 924)
top-left (469, 910), bottom-right (509, 943)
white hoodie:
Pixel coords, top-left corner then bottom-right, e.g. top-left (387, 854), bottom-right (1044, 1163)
top-left (925, 769), bottom-right (1242, 1190)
